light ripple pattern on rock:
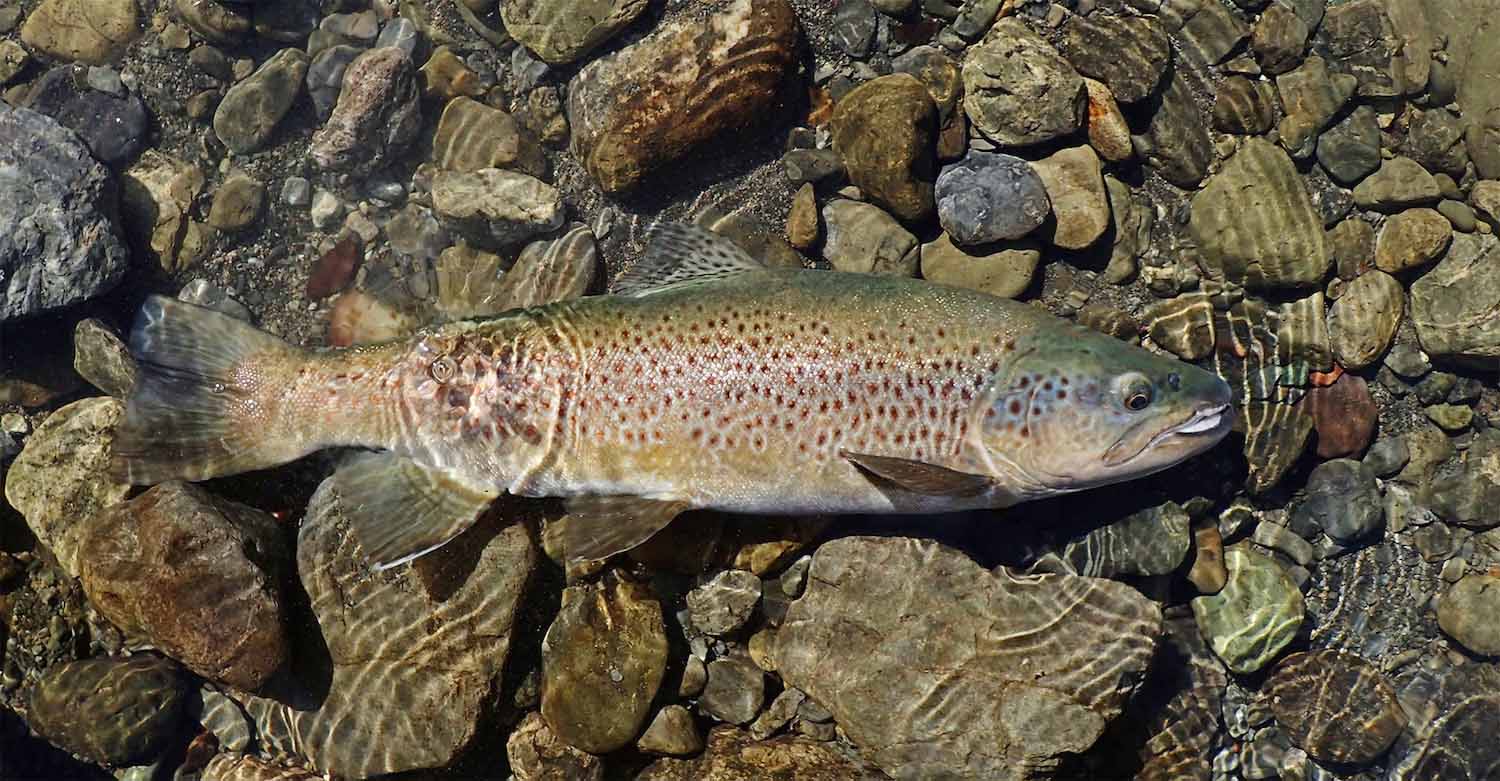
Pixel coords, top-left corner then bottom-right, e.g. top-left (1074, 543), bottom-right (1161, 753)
top-left (503, 0), bottom-right (647, 64)
top-left (638, 726), bottom-right (885, 780)
top-left (1261, 650), bottom-right (1405, 766)
top-left (773, 536), bottom-right (1161, 780)
top-left (1389, 661), bottom-right (1500, 780)
top-left (1190, 545), bottom-right (1303, 674)
top-left (1410, 232), bottom-right (1500, 365)
top-left (27, 654), bottom-right (188, 767)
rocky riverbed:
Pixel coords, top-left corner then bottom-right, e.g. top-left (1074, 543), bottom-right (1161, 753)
top-left (1, 0), bottom-right (1499, 778)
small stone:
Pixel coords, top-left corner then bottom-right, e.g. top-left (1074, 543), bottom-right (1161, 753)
top-left (281, 176), bottom-right (311, 207)
top-left (1439, 199), bottom-right (1478, 233)
top-left (73, 318), bottom-right (136, 398)
top-left (419, 46), bottom-right (485, 101)
top-left (1292, 459), bottom-right (1383, 543)
top-left (1316, 105), bottom-right (1382, 186)
top-left (1251, 2), bottom-right (1309, 75)
top-left (213, 48), bottom-right (309, 154)
top-left (637, 706), bottom-right (704, 757)
top-left (1470, 181), bottom-right (1500, 231)
top-left (1177, 0), bottom-right (1249, 63)
top-left (890, 46), bottom-right (962, 121)
top-left (1191, 545), bottom-right (1305, 674)
top-left (687, 570), bottom-right (762, 636)
top-left (1138, 56), bottom-right (1213, 186)
top-left (304, 45), bottom-right (359, 121)
top-left (832, 0), bottom-right (878, 55)
top-left (934, 151), bottom-right (1049, 245)
top-left (474, 223), bottom-right (598, 311)
top-left (0, 40), bottom-right (29, 85)
top-left (504, 0), bottom-right (647, 63)
top-left (1275, 56), bottom-right (1356, 155)
top-left (962, 18), bottom-right (1085, 147)
top-left (1375, 208), bottom-right (1452, 272)
top-left (1262, 651), bottom-right (1406, 765)
top-left (208, 172), bottom-right (265, 231)
top-left (1329, 270), bottom-right (1404, 368)
top-left (920, 233), bottom-right (1041, 299)
top-left (1103, 175), bottom-right (1147, 284)
top-left (830, 73), bottom-right (938, 223)
top-left (1082, 78), bottom-right (1132, 162)
top-left (431, 97), bottom-right (545, 178)
top-left (20, 0), bottom-right (139, 65)
top-left (679, 656), bottom-right (707, 699)
top-left (699, 658), bottom-right (766, 725)
top-left (1406, 108), bottom-right (1469, 179)
top-left (430, 168), bottom-right (564, 249)
top-left (506, 711), bottom-right (605, 781)
top-left (1030, 145), bottom-right (1109, 250)
top-left (1305, 373), bottom-right (1377, 458)
top-left (27, 655), bottom-right (188, 766)
top-left (1363, 436), bottom-right (1409, 477)
top-left (1410, 232), bottom-right (1500, 364)
top-left (175, 0), bottom-right (251, 44)
top-left (1330, 217), bottom-right (1376, 280)
top-left (374, 17), bottom-right (419, 56)
top-left (1212, 76), bottom-right (1276, 135)
top-left (1352, 157), bottom-right (1441, 211)
top-left (310, 47), bottom-right (421, 175)
top-left (1251, 522), bottom-right (1315, 567)
top-left (309, 188), bottom-right (344, 229)
top-left (782, 148), bottom-right (844, 186)
top-left (202, 755), bottom-right (323, 781)
top-left (1438, 574), bottom-right (1500, 655)
top-left (1189, 523), bottom-right (1228, 594)
top-left (820, 199), bottom-right (918, 275)
top-left (786, 183), bottom-right (819, 249)
top-left (1426, 403), bottom-right (1473, 432)
top-left (178, 279), bottom-right (251, 321)
top-left (1055, 13), bottom-right (1171, 103)
top-left (1322, 0), bottom-right (1401, 97)
top-left (749, 686), bottom-right (803, 740)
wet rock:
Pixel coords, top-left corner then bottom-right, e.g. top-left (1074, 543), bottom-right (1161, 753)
top-left (437, 222), bottom-right (597, 316)
top-left (786, 183), bottom-right (818, 249)
top-left (235, 478), bottom-right (536, 778)
top-left (1364, 436), bottom-right (1409, 477)
top-left (962, 18), bottom-right (1086, 146)
top-left (821, 200), bottom-right (918, 276)
top-left (1410, 232), bottom-right (1500, 365)
top-left (432, 97), bottom-right (545, 178)
top-left (830, 74), bottom-right (938, 223)
top-left (919, 233), bottom-right (1041, 299)
top-left (1330, 218), bottom-right (1375, 281)
top-left (78, 482), bottom-right (289, 690)
top-left (213, 48), bottom-right (309, 154)
top-left (1138, 54), bottom-right (1213, 187)
top-left (567, 0), bottom-right (798, 192)
top-left (1316, 105), bottom-right (1381, 186)
top-left (1103, 175), bottom-right (1148, 284)
top-left (1406, 108), bottom-right (1469, 179)
top-left (1252, 521), bottom-right (1315, 567)
top-left (28, 655), bottom-right (187, 766)
top-left (1035, 501), bottom-right (1193, 578)
top-left (1188, 523), bottom-right (1228, 594)
top-left (21, 65), bottom-right (149, 165)
top-left (0, 106), bottom-right (130, 321)
top-left (175, 0), bottom-right (250, 44)
top-left (1211, 76), bottom-right (1275, 134)
top-left (1190, 138), bottom-right (1328, 289)
top-left (1426, 403), bottom-right (1473, 432)
top-left (119, 150), bottom-right (210, 273)
top-left (1439, 199), bottom-right (1477, 233)
top-left (1305, 373), bottom-right (1377, 458)
top-left (638, 705), bottom-right (703, 757)
top-left (1190, 545), bottom-right (1304, 674)
top-left (196, 685), bottom-right (252, 752)
top-left (542, 576), bottom-right (667, 753)
top-left (1262, 651), bottom-right (1405, 765)
top-left (1143, 293), bottom-right (1214, 360)
top-left (1176, 0), bottom-right (1249, 64)
top-left (1438, 574), bottom-right (1500, 655)
top-left (304, 45), bottom-right (357, 121)
top-left (431, 168), bottom-right (563, 249)
top-left (934, 151), bottom-right (1049, 245)
top-left (774, 536), bottom-right (1160, 779)
top-left (781, 148), bottom-right (843, 186)
top-left (3, 397), bottom-right (128, 575)
top-left (310, 47), bottom-right (421, 175)
top-left (1329, 269), bottom-right (1403, 368)
top-left (20, 0), bottom-right (139, 65)
top-left (1351, 157), bottom-right (1440, 211)
top-left (1275, 56), bottom-right (1357, 155)
top-left (1251, 2), bottom-right (1308, 74)
top-left (1031, 145), bottom-right (1109, 250)
top-left (1081, 78), bottom-right (1132, 163)
top-left (1291, 459), bottom-right (1383, 543)
top-left (208, 172), bottom-right (265, 232)
top-left (1388, 661), bottom-right (1500, 780)
top-left (1471, 181), bottom-right (1500, 231)
top-left (1322, 0), bottom-right (1401, 97)
top-left (1423, 432), bottom-right (1500, 528)
top-left (202, 755), bottom-right (324, 781)
top-left (890, 46), bottom-right (962, 121)
top-left (688, 570), bottom-right (762, 637)
top-left (73, 318), bottom-right (136, 398)
top-left (832, 0), bottom-right (878, 56)
top-left (638, 726), bottom-right (882, 780)
top-left (503, 0), bottom-right (647, 64)
top-left (419, 46), bottom-right (486, 102)
top-left (1056, 14), bottom-right (1171, 105)
top-left (507, 711), bottom-right (605, 781)
top-left (699, 658), bottom-right (766, 725)
top-left (1375, 208), bottom-right (1452, 272)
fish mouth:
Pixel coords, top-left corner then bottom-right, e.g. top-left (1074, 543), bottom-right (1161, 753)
top-left (1102, 403), bottom-right (1234, 467)
top-left (1154, 403), bottom-right (1233, 444)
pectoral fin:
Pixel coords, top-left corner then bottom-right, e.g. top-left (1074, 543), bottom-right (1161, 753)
top-left (840, 450), bottom-right (994, 496)
top-left (544, 495), bottom-right (690, 565)
top-left (330, 452), bottom-right (499, 570)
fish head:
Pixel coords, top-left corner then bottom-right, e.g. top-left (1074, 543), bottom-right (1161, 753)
top-left (974, 331), bottom-right (1233, 494)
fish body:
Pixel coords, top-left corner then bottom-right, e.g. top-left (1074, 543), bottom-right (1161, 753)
top-left (114, 225), bottom-right (1233, 567)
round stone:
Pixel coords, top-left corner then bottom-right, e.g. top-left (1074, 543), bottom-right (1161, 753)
top-left (920, 233), bottom-right (1042, 299)
top-left (27, 655), bottom-right (188, 766)
top-left (1291, 458), bottom-right (1383, 542)
top-left (1375, 208), bottom-right (1453, 272)
top-left (1329, 270), bottom-right (1404, 368)
top-left (687, 569), bottom-right (762, 636)
top-left (1437, 574), bottom-right (1500, 655)
top-left (20, 0), bottom-right (139, 65)
top-left (830, 73), bottom-right (938, 223)
top-left (1191, 545), bottom-right (1304, 674)
top-left (1262, 650), bottom-right (1406, 765)
top-left (935, 151), bottom-right (1049, 245)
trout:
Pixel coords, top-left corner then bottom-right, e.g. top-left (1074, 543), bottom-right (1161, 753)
top-left (112, 225), bottom-right (1233, 568)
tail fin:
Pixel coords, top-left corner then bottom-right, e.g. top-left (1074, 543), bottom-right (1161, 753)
top-left (111, 295), bottom-right (306, 485)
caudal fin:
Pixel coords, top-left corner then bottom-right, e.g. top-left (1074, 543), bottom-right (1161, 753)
top-left (111, 295), bottom-right (305, 485)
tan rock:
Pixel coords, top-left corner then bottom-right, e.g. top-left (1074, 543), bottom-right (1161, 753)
top-left (21, 0), bottom-right (139, 64)
top-left (920, 233), bottom-right (1041, 299)
top-left (1031, 145), bottom-right (1110, 250)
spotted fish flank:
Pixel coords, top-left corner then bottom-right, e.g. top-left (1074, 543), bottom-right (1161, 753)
top-left (111, 224), bottom-right (1233, 569)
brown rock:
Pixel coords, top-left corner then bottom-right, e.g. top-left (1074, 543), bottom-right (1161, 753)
top-left (431, 97), bottom-right (546, 178)
top-left (27, 654), bottom-right (188, 766)
top-left (830, 73), bottom-right (937, 224)
top-left (1031, 145), bottom-right (1109, 250)
top-left (1375, 208), bottom-right (1453, 272)
top-left (1082, 78), bottom-right (1132, 162)
top-left (1187, 523), bottom-right (1227, 594)
top-left (507, 711), bottom-right (605, 781)
top-left (310, 47), bottom-right (421, 174)
top-left (20, 0), bottom-right (139, 65)
top-left (786, 183), bottom-right (819, 249)
top-left (637, 727), bottom-right (884, 780)
top-left (920, 233), bottom-right (1041, 299)
top-left (203, 755), bottom-right (324, 781)
top-left (1329, 269), bottom-right (1404, 368)
top-left (1262, 651), bottom-right (1406, 765)
top-left (567, 0), bottom-right (799, 192)
top-left (1305, 372), bottom-right (1378, 458)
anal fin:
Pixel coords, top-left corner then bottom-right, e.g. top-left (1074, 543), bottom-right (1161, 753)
top-left (841, 450), bottom-right (994, 496)
top-left (330, 452), bottom-right (499, 570)
top-left (544, 495), bottom-right (690, 566)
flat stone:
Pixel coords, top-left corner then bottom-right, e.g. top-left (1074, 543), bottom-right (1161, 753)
top-left (310, 47), bottom-right (422, 175)
top-left (1439, 199), bottom-right (1478, 233)
top-left (1191, 545), bottom-right (1304, 674)
top-left (175, 0), bottom-right (251, 44)
top-left (213, 48), bottom-right (309, 154)
top-left (503, 0), bottom-right (648, 64)
top-left (1082, 78), bottom-right (1133, 162)
top-left (304, 44), bottom-right (359, 121)
top-left (72, 318), bottom-right (135, 399)
top-left (208, 172), bottom-right (265, 231)
top-left (821, 200), bottom-right (918, 275)
top-left (1323, 0), bottom-right (1401, 97)
top-left (934, 151), bottom-right (1049, 245)
top-left (0, 106), bottom-right (130, 321)
top-left (1363, 436), bottom-right (1409, 477)
top-left (773, 536), bottom-right (1160, 780)
top-left (1103, 175), bottom-right (1148, 284)
top-left (20, 0), bottom-right (139, 64)
top-left (1262, 651), bottom-right (1406, 765)
top-left (1030, 144), bottom-right (1109, 250)
top-left (1176, 0), bottom-right (1249, 64)
top-left (1410, 232), bottom-right (1500, 365)
top-left (687, 570), bottom-right (762, 636)
top-left (567, 0), bottom-right (798, 192)
top-left (430, 168), bottom-right (564, 249)
top-left (1375, 208), bottom-right (1452, 272)
top-left (1251, 2), bottom-right (1308, 74)
top-left (786, 183), bottom-right (818, 249)
top-left (1406, 108), bottom-right (1469, 178)
top-left (1305, 373), bottom-right (1377, 458)
top-left (1388, 661), bottom-right (1500, 780)
top-left (1055, 12), bottom-right (1171, 103)
top-left (700, 658), bottom-right (766, 725)
top-left (1438, 574), bottom-right (1500, 655)
top-left (542, 576), bottom-right (668, 754)
top-left (962, 17), bottom-right (1085, 147)
top-left (431, 97), bottom-right (545, 178)
top-left (638, 727), bottom-right (882, 780)
top-left (27, 655), bottom-right (188, 766)
top-left (1423, 431), bottom-right (1500, 528)
top-left (1351, 157), bottom-right (1440, 211)
top-left (1189, 138), bottom-right (1329, 289)
top-left (832, 0), bottom-right (878, 55)
top-left (1137, 52), bottom-right (1213, 187)
top-left (1472, 180), bottom-right (1500, 231)
top-left (1211, 76), bottom-right (1275, 135)
top-left (507, 711), bottom-right (605, 781)
top-left (419, 45), bottom-right (486, 102)
top-left (78, 482), bottom-right (290, 690)
top-left (830, 73), bottom-right (938, 223)
top-left (1292, 459), bottom-right (1383, 542)
top-left (1316, 105), bottom-right (1381, 186)
top-left (920, 233), bottom-right (1041, 299)
top-left (1275, 56), bottom-right (1357, 155)
top-left (1329, 269), bottom-right (1404, 368)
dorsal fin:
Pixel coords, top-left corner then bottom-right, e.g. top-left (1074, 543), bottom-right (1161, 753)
top-left (611, 223), bottom-right (769, 297)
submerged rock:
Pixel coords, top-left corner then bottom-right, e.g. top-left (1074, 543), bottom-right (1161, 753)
top-left (22, 64), bottom-right (149, 165)
top-left (821, 200), bottom-right (919, 276)
top-left (1410, 232), bottom-right (1500, 365)
top-left (1030, 145), bottom-right (1109, 251)
top-left (503, 0), bottom-right (648, 64)
top-left (962, 18), bottom-right (1086, 147)
top-left (934, 151), bottom-right (1049, 245)
top-left (430, 168), bottom-right (564, 249)
top-left (1437, 574), bottom-right (1500, 656)
top-left (1190, 545), bottom-right (1303, 674)
top-left (507, 711), bottom-right (606, 781)
top-left (28, 655), bottom-right (188, 767)
top-left (1055, 13), bottom-right (1170, 104)
top-left (688, 570), bottom-right (762, 637)
top-left (213, 48), bottom-right (308, 154)
top-left (638, 726), bottom-right (883, 780)
top-left (919, 234), bottom-right (1041, 299)
top-left (1329, 269), bottom-right (1403, 368)
top-left (774, 536), bottom-right (1160, 780)
top-left (1389, 661), bottom-right (1500, 780)
top-left (309, 47), bottom-right (421, 175)
top-left (1262, 651), bottom-right (1405, 765)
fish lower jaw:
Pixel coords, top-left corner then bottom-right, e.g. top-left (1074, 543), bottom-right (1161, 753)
top-left (1173, 404), bottom-right (1231, 435)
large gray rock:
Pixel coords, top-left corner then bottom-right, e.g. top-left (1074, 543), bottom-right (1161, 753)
top-left (934, 151), bottom-right (1049, 245)
top-left (773, 536), bottom-right (1161, 780)
top-left (0, 106), bottom-right (129, 321)
top-left (962, 18), bottom-right (1086, 147)
top-left (1410, 233), bottom-right (1500, 365)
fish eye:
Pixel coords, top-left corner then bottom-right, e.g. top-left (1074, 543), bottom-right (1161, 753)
top-left (430, 356), bottom-right (457, 383)
top-left (1114, 373), bottom-right (1154, 412)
